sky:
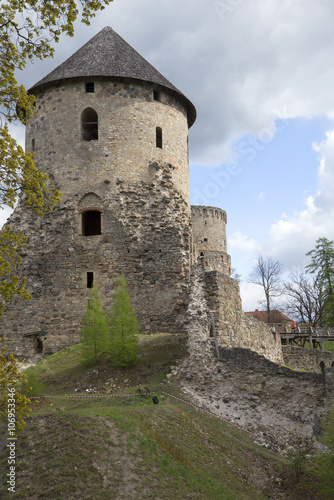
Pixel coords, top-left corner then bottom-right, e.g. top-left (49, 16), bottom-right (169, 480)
top-left (6, 0), bottom-right (334, 312)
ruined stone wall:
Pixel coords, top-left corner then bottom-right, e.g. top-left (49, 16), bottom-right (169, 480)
top-left (191, 206), bottom-right (231, 275)
top-left (203, 269), bottom-right (283, 363)
top-left (1, 162), bottom-right (191, 358)
top-left (27, 77), bottom-right (190, 204)
top-left (177, 267), bottom-right (333, 450)
top-left (282, 345), bottom-right (334, 373)
top-left (0, 73), bottom-right (194, 358)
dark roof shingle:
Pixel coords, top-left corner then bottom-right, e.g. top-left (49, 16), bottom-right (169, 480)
top-left (30, 26), bottom-right (196, 127)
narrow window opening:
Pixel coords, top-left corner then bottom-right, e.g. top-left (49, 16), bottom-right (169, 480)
top-left (36, 336), bottom-right (43, 353)
top-left (320, 361), bottom-right (325, 372)
top-left (204, 238), bottom-right (208, 243)
top-left (200, 252), bottom-right (204, 257)
top-left (87, 272), bottom-right (94, 289)
top-left (156, 127), bottom-right (162, 149)
top-left (82, 210), bottom-right (101, 236)
top-left (32, 138), bottom-right (35, 152)
top-left (82, 108), bottom-right (98, 141)
top-left (153, 90), bottom-right (160, 101)
top-left (85, 82), bottom-right (95, 93)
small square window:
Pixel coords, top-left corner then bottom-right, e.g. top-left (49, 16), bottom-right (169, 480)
top-left (85, 82), bottom-right (95, 93)
top-left (153, 90), bottom-right (160, 101)
top-left (204, 238), bottom-right (208, 242)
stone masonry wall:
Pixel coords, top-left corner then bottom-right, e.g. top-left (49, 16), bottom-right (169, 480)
top-left (27, 78), bottom-right (190, 204)
top-left (282, 345), bottom-right (334, 373)
top-left (177, 265), bottom-right (334, 451)
top-left (191, 205), bottom-right (231, 275)
top-left (203, 268), bottom-right (283, 363)
top-left (0, 162), bottom-right (191, 358)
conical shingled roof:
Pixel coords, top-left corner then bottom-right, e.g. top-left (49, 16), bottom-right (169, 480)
top-left (30, 26), bottom-right (196, 127)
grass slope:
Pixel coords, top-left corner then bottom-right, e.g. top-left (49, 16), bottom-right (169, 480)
top-left (0, 334), bottom-right (324, 499)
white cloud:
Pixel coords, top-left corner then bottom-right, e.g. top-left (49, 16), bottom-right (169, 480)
top-left (257, 192), bottom-right (266, 202)
top-left (228, 230), bottom-right (262, 253)
top-left (239, 282), bottom-right (263, 312)
top-left (12, 0), bottom-right (334, 167)
top-left (238, 126), bottom-right (334, 272)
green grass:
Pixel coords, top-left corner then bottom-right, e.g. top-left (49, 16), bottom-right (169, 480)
top-left (324, 341), bottom-right (334, 352)
top-left (0, 334), bottom-right (326, 499)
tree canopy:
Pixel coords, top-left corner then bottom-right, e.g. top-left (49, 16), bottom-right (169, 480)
top-left (0, 337), bottom-right (31, 435)
top-left (0, 0), bottom-right (112, 314)
top-left (306, 237), bottom-right (334, 327)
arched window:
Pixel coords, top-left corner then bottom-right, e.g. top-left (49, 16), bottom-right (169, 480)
top-left (320, 361), bottom-right (326, 372)
top-left (156, 127), bottom-right (162, 149)
top-left (82, 108), bottom-right (98, 141)
top-left (82, 210), bottom-right (101, 236)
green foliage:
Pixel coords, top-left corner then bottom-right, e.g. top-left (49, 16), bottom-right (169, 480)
top-left (285, 438), bottom-right (313, 484)
top-left (109, 275), bottom-right (139, 367)
top-left (306, 237), bottom-right (334, 326)
top-left (0, 0), bottom-right (113, 312)
top-left (316, 405), bottom-right (334, 497)
top-left (0, 337), bottom-right (31, 435)
top-left (81, 286), bottom-right (110, 362)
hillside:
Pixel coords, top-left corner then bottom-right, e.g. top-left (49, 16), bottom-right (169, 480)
top-left (0, 334), bottom-right (325, 499)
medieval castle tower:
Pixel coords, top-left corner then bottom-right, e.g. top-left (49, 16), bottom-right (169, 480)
top-left (1, 27), bottom-right (282, 363)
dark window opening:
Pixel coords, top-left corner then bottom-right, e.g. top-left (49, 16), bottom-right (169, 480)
top-left (86, 82), bottom-right (95, 93)
top-left (156, 127), bottom-right (162, 149)
top-left (204, 238), bottom-right (208, 242)
top-left (36, 336), bottom-right (43, 353)
top-left (82, 108), bottom-right (98, 141)
top-left (200, 252), bottom-right (204, 257)
top-left (87, 272), bottom-right (94, 289)
top-left (32, 138), bottom-right (35, 152)
top-left (153, 90), bottom-right (160, 101)
top-left (82, 210), bottom-right (101, 236)
top-left (205, 261), bottom-right (208, 266)
top-left (320, 361), bottom-right (326, 372)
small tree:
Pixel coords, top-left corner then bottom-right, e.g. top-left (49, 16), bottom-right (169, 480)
top-left (81, 286), bottom-right (110, 362)
top-left (0, 337), bottom-right (31, 435)
top-left (247, 255), bottom-right (282, 322)
top-left (109, 275), bottom-right (139, 368)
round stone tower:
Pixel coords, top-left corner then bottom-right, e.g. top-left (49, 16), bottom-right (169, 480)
top-left (1, 27), bottom-right (196, 356)
top-left (191, 205), bottom-right (231, 275)
top-left (27, 26), bottom-right (196, 206)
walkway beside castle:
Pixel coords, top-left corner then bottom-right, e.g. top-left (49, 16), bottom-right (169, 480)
top-left (271, 323), bottom-right (334, 350)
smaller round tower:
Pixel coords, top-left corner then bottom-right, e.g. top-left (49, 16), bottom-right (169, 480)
top-left (191, 205), bottom-right (231, 275)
